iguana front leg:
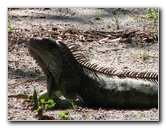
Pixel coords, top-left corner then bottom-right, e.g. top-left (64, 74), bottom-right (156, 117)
top-left (53, 77), bottom-right (84, 108)
top-left (43, 76), bottom-right (84, 108)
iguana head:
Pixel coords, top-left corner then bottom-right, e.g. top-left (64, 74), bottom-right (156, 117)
top-left (28, 37), bottom-right (63, 97)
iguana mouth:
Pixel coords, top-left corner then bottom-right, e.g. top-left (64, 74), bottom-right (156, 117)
top-left (28, 37), bottom-right (54, 50)
top-left (29, 37), bottom-right (42, 47)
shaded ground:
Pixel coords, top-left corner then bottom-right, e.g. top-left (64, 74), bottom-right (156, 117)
top-left (8, 8), bottom-right (159, 121)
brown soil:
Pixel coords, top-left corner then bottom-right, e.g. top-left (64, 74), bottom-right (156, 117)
top-left (8, 8), bottom-right (159, 121)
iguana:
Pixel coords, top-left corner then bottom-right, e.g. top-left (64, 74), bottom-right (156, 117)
top-left (28, 37), bottom-right (158, 108)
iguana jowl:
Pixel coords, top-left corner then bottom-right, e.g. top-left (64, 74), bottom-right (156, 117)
top-left (28, 37), bottom-right (158, 108)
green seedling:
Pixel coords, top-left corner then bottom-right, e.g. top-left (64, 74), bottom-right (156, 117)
top-left (147, 31), bottom-right (158, 43)
top-left (112, 18), bottom-right (120, 29)
top-left (147, 8), bottom-right (158, 23)
top-left (59, 111), bottom-right (72, 120)
top-left (94, 12), bottom-right (101, 20)
top-left (141, 50), bottom-right (149, 60)
top-left (136, 113), bottom-right (143, 121)
top-left (67, 99), bottom-right (77, 110)
top-left (8, 22), bottom-right (14, 33)
top-left (140, 50), bottom-right (158, 60)
top-left (34, 99), bottom-right (56, 112)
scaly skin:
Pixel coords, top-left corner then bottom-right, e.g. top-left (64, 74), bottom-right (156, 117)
top-left (28, 37), bottom-right (158, 108)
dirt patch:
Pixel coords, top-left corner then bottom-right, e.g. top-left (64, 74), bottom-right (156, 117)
top-left (8, 8), bottom-right (159, 121)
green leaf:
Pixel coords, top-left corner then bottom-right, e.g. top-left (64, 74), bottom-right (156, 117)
top-left (34, 106), bottom-right (42, 112)
top-left (48, 99), bottom-right (55, 107)
top-left (40, 99), bottom-right (45, 103)
top-left (44, 104), bottom-right (49, 109)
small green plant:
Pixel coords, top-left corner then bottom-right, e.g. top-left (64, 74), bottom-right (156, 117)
top-left (132, 50), bottom-right (158, 61)
top-left (94, 12), bottom-right (101, 20)
top-left (140, 50), bottom-right (158, 60)
top-left (112, 18), bottom-right (120, 29)
top-left (136, 113), bottom-right (143, 120)
top-left (67, 99), bottom-right (77, 110)
top-left (33, 98), bottom-right (55, 117)
top-left (31, 87), bottom-right (55, 113)
top-left (150, 31), bottom-right (158, 42)
top-left (59, 111), bottom-right (72, 120)
top-left (140, 50), bottom-right (149, 60)
top-left (34, 98), bottom-right (56, 113)
top-left (145, 31), bottom-right (158, 43)
top-left (42, 99), bottom-right (55, 109)
top-left (8, 22), bottom-right (14, 33)
top-left (147, 8), bottom-right (158, 23)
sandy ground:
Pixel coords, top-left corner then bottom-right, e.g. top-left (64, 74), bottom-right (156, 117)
top-left (8, 8), bottom-right (159, 121)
